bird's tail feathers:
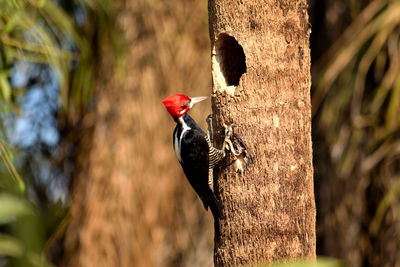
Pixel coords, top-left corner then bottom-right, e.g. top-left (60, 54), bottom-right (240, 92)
top-left (207, 190), bottom-right (222, 220)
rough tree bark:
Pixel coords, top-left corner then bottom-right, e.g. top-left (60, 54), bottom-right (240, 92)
top-left (208, 0), bottom-right (315, 266)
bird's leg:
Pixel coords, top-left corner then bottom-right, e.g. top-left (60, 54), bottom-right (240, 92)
top-left (206, 114), bottom-right (213, 142)
top-left (206, 119), bottom-right (242, 190)
top-left (222, 123), bottom-right (241, 156)
top-left (205, 116), bottom-right (241, 157)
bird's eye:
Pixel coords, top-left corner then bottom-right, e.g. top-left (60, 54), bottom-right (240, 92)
top-left (183, 100), bottom-right (190, 108)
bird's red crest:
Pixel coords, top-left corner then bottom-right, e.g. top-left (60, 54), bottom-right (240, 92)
top-left (162, 94), bottom-right (191, 118)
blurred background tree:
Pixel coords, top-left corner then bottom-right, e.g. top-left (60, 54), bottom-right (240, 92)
top-left (0, 0), bottom-right (399, 266)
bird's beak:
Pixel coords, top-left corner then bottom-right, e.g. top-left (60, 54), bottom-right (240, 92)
top-left (190, 96), bottom-right (207, 108)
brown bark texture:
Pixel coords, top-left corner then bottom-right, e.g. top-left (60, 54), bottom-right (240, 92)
top-left (208, 0), bottom-right (316, 266)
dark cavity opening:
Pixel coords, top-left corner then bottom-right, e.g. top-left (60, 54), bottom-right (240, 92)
top-left (214, 33), bottom-right (247, 86)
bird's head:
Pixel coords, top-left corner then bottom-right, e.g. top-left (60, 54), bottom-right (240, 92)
top-left (162, 94), bottom-right (207, 118)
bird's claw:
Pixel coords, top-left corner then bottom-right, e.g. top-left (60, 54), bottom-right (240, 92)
top-left (222, 123), bottom-right (241, 156)
top-left (223, 123), bottom-right (234, 138)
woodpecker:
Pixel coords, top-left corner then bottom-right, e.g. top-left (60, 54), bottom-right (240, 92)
top-left (162, 94), bottom-right (237, 219)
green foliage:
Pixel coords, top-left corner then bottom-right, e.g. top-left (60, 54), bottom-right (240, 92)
top-left (0, 193), bottom-right (33, 222)
top-left (0, 137), bottom-right (63, 265)
top-left (0, 0), bottom-right (115, 113)
top-left (314, 0), bottom-right (400, 201)
top-left (1, 0), bottom-right (70, 105)
top-left (0, 139), bottom-right (25, 192)
top-left (0, 0), bottom-right (115, 265)
top-left (0, 193), bottom-right (53, 266)
top-left (313, 0), bottom-right (400, 264)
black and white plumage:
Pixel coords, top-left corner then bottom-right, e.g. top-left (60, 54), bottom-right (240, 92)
top-left (162, 94), bottom-right (233, 220)
top-left (172, 114), bottom-right (224, 219)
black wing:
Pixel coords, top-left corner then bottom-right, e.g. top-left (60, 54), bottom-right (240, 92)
top-left (180, 129), bottom-right (221, 218)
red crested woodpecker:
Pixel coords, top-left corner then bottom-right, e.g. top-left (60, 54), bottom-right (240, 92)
top-left (162, 94), bottom-right (237, 219)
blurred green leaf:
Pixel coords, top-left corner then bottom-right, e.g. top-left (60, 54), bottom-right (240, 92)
top-left (26, 252), bottom-right (55, 267)
top-left (0, 234), bottom-right (24, 257)
top-left (38, 0), bottom-right (47, 8)
top-left (0, 139), bottom-right (25, 192)
top-left (0, 71), bottom-right (11, 101)
top-left (385, 74), bottom-right (400, 130)
top-left (0, 234), bottom-right (54, 267)
top-left (7, 150), bottom-right (13, 162)
top-left (2, 104), bottom-right (9, 114)
top-left (0, 193), bottom-right (34, 224)
top-left (369, 177), bottom-right (400, 235)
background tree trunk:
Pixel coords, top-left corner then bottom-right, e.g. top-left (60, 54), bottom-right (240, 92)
top-left (62, 1), bottom-right (215, 266)
top-left (208, 0), bottom-right (316, 265)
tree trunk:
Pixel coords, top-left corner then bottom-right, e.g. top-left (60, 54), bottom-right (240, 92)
top-left (208, 0), bottom-right (315, 266)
